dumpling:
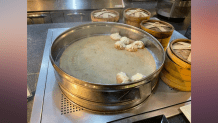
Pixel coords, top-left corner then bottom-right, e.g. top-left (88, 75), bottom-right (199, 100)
top-left (114, 41), bottom-right (126, 50)
top-left (116, 72), bottom-right (130, 84)
top-left (125, 44), bottom-right (138, 52)
top-left (120, 37), bottom-right (134, 45)
top-left (133, 41), bottom-right (145, 49)
top-left (110, 33), bottom-right (122, 41)
top-left (131, 73), bottom-right (145, 82)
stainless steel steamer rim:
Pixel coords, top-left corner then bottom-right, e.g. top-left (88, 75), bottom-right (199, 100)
top-left (50, 22), bottom-right (165, 112)
top-left (50, 22), bottom-right (165, 87)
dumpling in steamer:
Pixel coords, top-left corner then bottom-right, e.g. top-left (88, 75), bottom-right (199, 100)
top-left (116, 72), bottom-right (130, 84)
top-left (114, 41), bottom-right (126, 50)
top-left (110, 33), bottom-right (122, 41)
top-left (125, 44), bottom-right (138, 52)
top-left (131, 73), bottom-right (146, 82)
top-left (120, 37), bottom-right (134, 45)
top-left (133, 41), bottom-right (145, 49)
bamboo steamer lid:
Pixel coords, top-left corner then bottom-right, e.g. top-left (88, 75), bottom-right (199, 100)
top-left (91, 9), bottom-right (119, 22)
top-left (140, 20), bottom-right (174, 39)
top-left (167, 39), bottom-right (191, 68)
top-left (123, 8), bottom-right (151, 28)
top-left (140, 20), bottom-right (174, 51)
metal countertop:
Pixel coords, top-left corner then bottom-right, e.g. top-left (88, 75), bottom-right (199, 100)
top-left (27, 21), bottom-right (191, 123)
top-left (30, 27), bottom-right (190, 123)
top-left (27, 0), bottom-right (125, 12)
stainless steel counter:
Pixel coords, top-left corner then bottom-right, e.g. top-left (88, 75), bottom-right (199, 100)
top-left (27, 0), bottom-right (125, 12)
top-left (27, 19), bottom-right (191, 123)
top-left (30, 27), bottom-right (190, 123)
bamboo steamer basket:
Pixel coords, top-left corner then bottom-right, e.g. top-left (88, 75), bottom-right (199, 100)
top-left (123, 8), bottom-right (151, 28)
top-left (91, 9), bottom-right (119, 22)
top-left (140, 20), bottom-right (174, 51)
top-left (160, 39), bottom-right (191, 91)
top-left (160, 68), bottom-right (191, 91)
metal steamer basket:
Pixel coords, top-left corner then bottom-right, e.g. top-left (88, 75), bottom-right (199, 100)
top-left (50, 22), bottom-right (165, 113)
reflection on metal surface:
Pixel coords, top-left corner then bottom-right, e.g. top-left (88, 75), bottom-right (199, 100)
top-left (27, 12), bottom-right (52, 24)
top-left (27, 14), bottom-right (47, 18)
top-left (27, 0), bottom-right (125, 12)
top-left (73, 0), bottom-right (77, 10)
top-left (27, 86), bottom-right (32, 98)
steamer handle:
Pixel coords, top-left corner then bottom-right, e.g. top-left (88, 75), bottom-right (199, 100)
top-left (27, 14), bottom-right (47, 18)
top-left (117, 87), bottom-right (141, 101)
top-left (67, 13), bottom-right (85, 16)
top-left (117, 90), bottom-right (132, 100)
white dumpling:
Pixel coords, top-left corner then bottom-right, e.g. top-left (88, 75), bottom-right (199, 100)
top-left (110, 33), bottom-right (122, 41)
top-left (116, 72), bottom-right (130, 84)
top-left (125, 44), bottom-right (138, 52)
top-left (133, 41), bottom-right (145, 49)
top-left (120, 37), bottom-right (133, 45)
top-left (114, 41), bottom-right (126, 50)
top-left (131, 73), bottom-right (145, 82)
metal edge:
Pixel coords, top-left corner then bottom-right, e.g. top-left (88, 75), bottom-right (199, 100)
top-left (30, 30), bottom-right (53, 123)
top-left (107, 101), bottom-right (191, 123)
top-left (27, 85), bottom-right (32, 99)
top-left (169, 1), bottom-right (176, 18)
top-left (122, 0), bottom-right (125, 8)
